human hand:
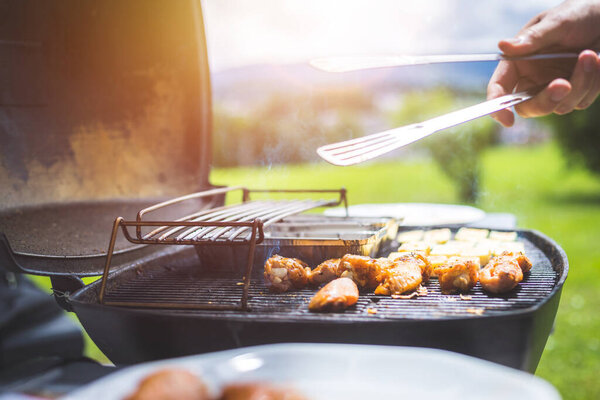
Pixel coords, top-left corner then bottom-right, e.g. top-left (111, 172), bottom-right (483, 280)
top-left (487, 0), bottom-right (600, 127)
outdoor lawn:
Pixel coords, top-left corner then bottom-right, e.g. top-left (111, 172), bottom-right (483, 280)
top-left (30, 141), bottom-right (600, 399)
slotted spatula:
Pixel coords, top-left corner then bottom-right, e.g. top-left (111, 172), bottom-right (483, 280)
top-left (317, 89), bottom-right (535, 166)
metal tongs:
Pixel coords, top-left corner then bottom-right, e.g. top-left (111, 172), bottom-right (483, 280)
top-left (310, 52), bottom-right (583, 73)
top-left (313, 52), bottom-right (585, 166)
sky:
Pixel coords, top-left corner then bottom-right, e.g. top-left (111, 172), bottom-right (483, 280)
top-left (201, 0), bottom-right (562, 71)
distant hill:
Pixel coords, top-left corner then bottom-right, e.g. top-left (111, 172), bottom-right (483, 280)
top-left (211, 61), bottom-right (497, 104)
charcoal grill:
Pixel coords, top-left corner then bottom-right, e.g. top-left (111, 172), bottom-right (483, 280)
top-left (0, 0), bottom-right (567, 375)
top-left (65, 226), bottom-right (566, 372)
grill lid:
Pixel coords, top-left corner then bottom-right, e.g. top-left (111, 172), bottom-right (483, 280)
top-left (0, 0), bottom-right (213, 274)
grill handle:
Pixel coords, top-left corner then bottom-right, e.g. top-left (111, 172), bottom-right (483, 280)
top-left (0, 233), bottom-right (28, 274)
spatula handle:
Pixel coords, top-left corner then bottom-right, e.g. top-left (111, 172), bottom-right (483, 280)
top-left (423, 89), bottom-right (536, 132)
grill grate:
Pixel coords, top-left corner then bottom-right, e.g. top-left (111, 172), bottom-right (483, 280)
top-left (102, 235), bottom-right (558, 321)
top-left (98, 187), bottom-right (348, 311)
top-left (142, 199), bottom-right (339, 243)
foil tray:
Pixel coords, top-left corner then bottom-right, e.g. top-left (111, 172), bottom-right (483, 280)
top-left (194, 215), bottom-right (399, 273)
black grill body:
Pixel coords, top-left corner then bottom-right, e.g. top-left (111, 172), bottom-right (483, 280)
top-left (70, 228), bottom-right (567, 372)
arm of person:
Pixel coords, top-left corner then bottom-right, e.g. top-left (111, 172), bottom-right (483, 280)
top-left (487, 0), bottom-right (600, 127)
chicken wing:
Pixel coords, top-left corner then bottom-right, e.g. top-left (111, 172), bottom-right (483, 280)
top-left (125, 369), bottom-right (210, 400)
top-left (495, 251), bottom-right (532, 274)
top-left (263, 255), bottom-right (310, 293)
top-left (308, 258), bottom-right (341, 286)
top-left (338, 254), bottom-right (383, 289)
top-left (479, 256), bottom-right (523, 294)
top-left (407, 252), bottom-right (433, 283)
top-left (374, 258), bottom-right (422, 296)
top-left (220, 383), bottom-right (307, 400)
top-left (308, 277), bottom-right (359, 312)
top-left (436, 259), bottom-right (479, 294)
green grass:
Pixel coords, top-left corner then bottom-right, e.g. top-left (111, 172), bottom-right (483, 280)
top-left (29, 142), bottom-right (600, 398)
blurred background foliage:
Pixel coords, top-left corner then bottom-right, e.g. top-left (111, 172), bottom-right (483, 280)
top-left (213, 86), bottom-right (501, 204)
top-left (389, 88), bottom-right (499, 203)
top-left (545, 100), bottom-right (600, 175)
top-left (212, 87), bottom-right (373, 167)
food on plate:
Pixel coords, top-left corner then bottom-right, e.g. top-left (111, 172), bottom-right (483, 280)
top-left (436, 259), bottom-right (479, 294)
top-left (338, 254), bottom-right (383, 289)
top-left (397, 229), bottom-right (425, 242)
top-left (374, 254), bottom-right (427, 295)
top-left (264, 255), bottom-right (310, 293)
top-left (397, 241), bottom-right (431, 254)
top-left (308, 258), bottom-right (341, 286)
top-left (308, 277), bottom-right (359, 312)
top-left (454, 228), bottom-right (489, 242)
top-left (125, 369), bottom-right (309, 400)
top-left (479, 255), bottom-right (524, 294)
top-left (125, 369), bottom-right (210, 400)
top-left (219, 382), bottom-right (307, 400)
top-left (423, 228), bottom-right (452, 244)
top-left (489, 230), bottom-right (518, 242)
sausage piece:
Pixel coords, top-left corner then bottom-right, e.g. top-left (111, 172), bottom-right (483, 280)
top-left (308, 277), bottom-right (359, 312)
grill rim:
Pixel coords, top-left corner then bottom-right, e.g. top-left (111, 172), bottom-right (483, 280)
top-left (69, 227), bottom-right (568, 323)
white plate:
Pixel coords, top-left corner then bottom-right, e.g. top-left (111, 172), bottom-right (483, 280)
top-left (324, 203), bottom-right (486, 226)
top-left (63, 343), bottom-right (559, 400)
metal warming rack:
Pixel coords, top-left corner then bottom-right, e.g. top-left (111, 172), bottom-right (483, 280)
top-left (98, 186), bottom-right (348, 311)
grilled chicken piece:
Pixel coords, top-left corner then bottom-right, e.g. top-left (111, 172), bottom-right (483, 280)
top-left (220, 383), bottom-right (307, 400)
top-left (479, 256), bottom-right (523, 294)
top-left (308, 258), bottom-right (342, 286)
top-left (338, 254), bottom-right (383, 289)
top-left (409, 252), bottom-right (433, 283)
top-left (388, 252), bottom-right (432, 283)
top-left (516, 253), bottom-right (532, 274)
top-left (374, 258), bottom-right (423, 296)
top-left (436, 259), bottom-right (479, 294)
top-left (308, 277), bottom-right (359, 312)
top-left (264, 255), bottom-right (310, 293)
top-left (125, 369), bottom-right (210, 400)
top-left (494, 251), bottom-right (532, 274)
